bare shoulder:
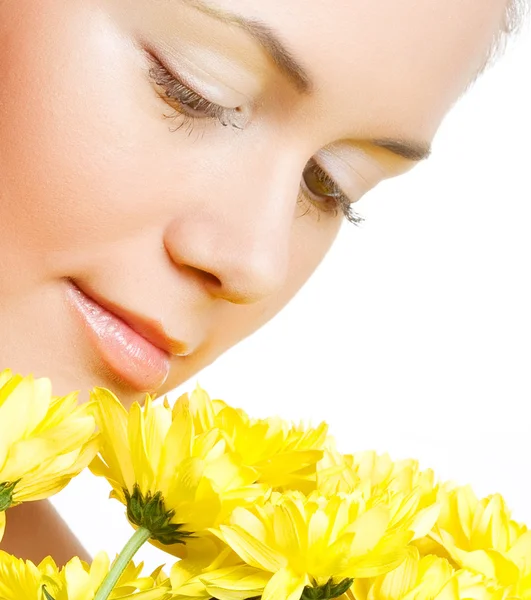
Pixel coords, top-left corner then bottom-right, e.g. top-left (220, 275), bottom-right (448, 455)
top-left (0, 500), bottom-right (91, 567)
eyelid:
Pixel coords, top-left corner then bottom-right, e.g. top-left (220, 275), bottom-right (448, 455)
top-left (147, 51), bottom-right (251, 130)
top-left (317, 147), bottom-right (382, 200)
top-left (321, 147), bottom-right (383, 179)
top-left (140, 40), bottom-right (253, 109)
top-left (326, 142), bottom-right (417, 180)
top-left (307, 157), bottom-right (352, 201)
top-left (148, 52), bottom-right (219, 111)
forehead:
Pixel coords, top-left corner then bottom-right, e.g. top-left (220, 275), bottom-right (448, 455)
top-left (176, 0), bottom-right (507, 141)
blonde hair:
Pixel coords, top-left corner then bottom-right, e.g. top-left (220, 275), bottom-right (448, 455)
top-left (483, 0), bottom-right (530, 69)
top-left (460, 0), bottom-right (529, 94)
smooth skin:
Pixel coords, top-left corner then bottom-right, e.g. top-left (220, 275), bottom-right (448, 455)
top-left (0, 0), bottom-right (508, 563)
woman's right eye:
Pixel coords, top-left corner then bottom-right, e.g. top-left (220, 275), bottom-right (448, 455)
top-left (145, 52), bottom-right (242, 129)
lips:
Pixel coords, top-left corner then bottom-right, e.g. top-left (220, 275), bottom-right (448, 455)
top-left (71, 279), bottom-right (189, 357)
top-left (65, 279), bottom-right (187, 392)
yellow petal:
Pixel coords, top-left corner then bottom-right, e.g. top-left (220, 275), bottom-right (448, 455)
top-left (203, 453), bottom-right (257, 493)
top-left (456, 486), bottom-right (477, 541)
top-left (189, 384), bottom-right (216, 432)
top-left (262, 567), bottom-right (306, 600)
top-left (219, 524), bottom-right (285, 573)
top-left (158, 396), bottom-right (193, 494)
top-left (118, 589), bottom-right (172, 600)
top-left (62, 556), bottom-right (91, 599)
top-left (307, 507), bottom-right (329, 556)
top-left (143, 401), bottom-right (171, 475)
top-left (273, 503), bottom-right (302, 558)
top-left (203, 566), bottom-right (272, 600)
top-left (32, 393), bottom-right (81, 433)
top-left (507, 530), bottom-right (531, 569)
top-left (129, 402), bottom-right (154, 495)
top-left (460, 548), bottom-right (519, 586)
top-left (416, 555), bottom-right (455, 598)
top-left (349, 505), bottom-right (391, 556)
top-left (342, 532), bottom-right (412, 578)
top-left (171, 556), bottom-right (211, 591)
top-left (0, 415), bottom-right (96, 482)
top-left (91, 387), bottom-right (134, 490)
top-left (229, 507), bottom-right (268, 542)
top-left (88, 552), bottom-right (111, 590)
top-left (13, 437), bottom-right (100, 502)
top-left (409, 504), bottom-right (441, 540)
top-left (257, 450), bottom-right (324, 479)
top-left (166, 457), bottom-right (204, 506)
top-left (0, 375), bottom-right (52, 470)
top-left (451, 547), bottom-right (498, 580)
top-left (375, 546), bottom-right (420, 600)
top-left (434, 576), bottom-right (461, 600)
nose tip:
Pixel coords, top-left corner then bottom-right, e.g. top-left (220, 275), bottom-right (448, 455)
top-left (208, 247), bottom-right (289, 304)
top-left (164, 218), bottom-right (291, 306)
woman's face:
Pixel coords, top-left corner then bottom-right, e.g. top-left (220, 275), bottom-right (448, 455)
top-left (0, 0), bottom-right (506, 404)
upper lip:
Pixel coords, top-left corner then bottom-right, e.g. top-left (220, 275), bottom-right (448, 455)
top-left (69, 279), bottom-right (190, 357)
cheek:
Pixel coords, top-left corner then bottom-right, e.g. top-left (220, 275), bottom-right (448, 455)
top-left (0, 1), bottom-right (177, 281)
top-left (0, 0), bottom-right (342, 319)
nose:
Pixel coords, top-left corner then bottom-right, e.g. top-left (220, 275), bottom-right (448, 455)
top-left (162, 152), bottom-right (299, 305)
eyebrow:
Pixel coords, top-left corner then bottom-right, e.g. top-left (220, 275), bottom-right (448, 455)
top-left (181, 0), bottom-right (432, 163)
top-left (181, 0), bottom-right (312, 93)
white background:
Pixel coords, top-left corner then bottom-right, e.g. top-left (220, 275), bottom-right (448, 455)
top-left (53, 21), bottom-right (531, 572)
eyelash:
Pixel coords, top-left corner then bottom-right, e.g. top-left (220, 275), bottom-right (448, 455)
top-left (146, 53), bottom-right (364, 226)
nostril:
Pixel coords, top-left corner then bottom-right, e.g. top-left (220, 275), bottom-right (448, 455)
top-left (183, 264), bottom-right (222, 291)
top-left (199, 268), bottom-right (221, 288)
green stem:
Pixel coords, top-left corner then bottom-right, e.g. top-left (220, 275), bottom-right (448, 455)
top-left (94, 526), bottom-right (151, 600)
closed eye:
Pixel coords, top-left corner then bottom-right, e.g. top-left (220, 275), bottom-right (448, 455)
top-left (299, 159), bottom-right (364, 225)
top-left (145, 51), bottom-right (243, 129)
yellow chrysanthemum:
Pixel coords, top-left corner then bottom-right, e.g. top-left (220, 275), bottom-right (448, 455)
top-left (317, 449), bottom-right (438, 505)
top-left (352, 546), bottom-right (509, 600)
top-left (422, 483), bottom-right (531, 595)
top-left (0, 369), bottom-right (99, 541)
top-left (204, 489), bottom-right (426, 600)
top-left (182, 385), bottom-right (330, 492)
top-left (317, 448), bottom-right (441, 548)
top-left (0, 549), bottom-right (170, 600)
top-left (89, 387), bottom-right (268, 558)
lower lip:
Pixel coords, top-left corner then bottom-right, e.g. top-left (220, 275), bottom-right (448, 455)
top-left (65, 282), bottom-right (171, 392)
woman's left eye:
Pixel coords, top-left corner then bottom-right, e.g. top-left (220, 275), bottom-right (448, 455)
top-left (300, 159), bottom-right (364, 225)
top-left (146, 52), bottom-right (242, 130)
